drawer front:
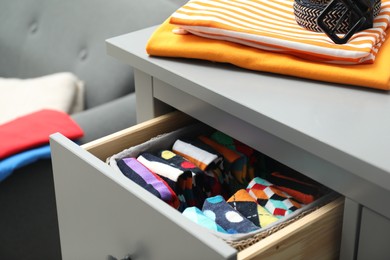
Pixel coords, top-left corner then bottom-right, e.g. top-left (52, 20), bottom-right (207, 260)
top-left (51, 112), bottom-right (236, 260)
top-left (51, 111), bottom-right (343, 260)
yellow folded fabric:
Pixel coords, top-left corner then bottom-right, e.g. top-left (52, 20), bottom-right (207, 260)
top-left (146, 19), bottom-right (390, 90)
top-left (169, 0), bottom-right (390, 64)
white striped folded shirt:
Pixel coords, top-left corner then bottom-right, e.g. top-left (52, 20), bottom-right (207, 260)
top-left (169, 0), bottom-right (390, 64)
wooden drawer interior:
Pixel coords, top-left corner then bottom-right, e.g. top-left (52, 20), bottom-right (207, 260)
top-left (82, 111), bottom-right (344, 260)
top-left (82, 111), bottom-right (195, 161)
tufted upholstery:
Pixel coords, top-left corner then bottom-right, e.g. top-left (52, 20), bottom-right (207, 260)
top-left (0, 0), bottom-right (188, 143)
top-left (0, 0), bottom-right (187, 259)
top-left (0, 0), bottom-right (185, 109)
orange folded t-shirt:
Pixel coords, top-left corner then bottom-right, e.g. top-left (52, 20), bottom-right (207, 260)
top-left (169, 0), bottom-right (390, 64)
top-left (147, 12), bottom-right (390, 90)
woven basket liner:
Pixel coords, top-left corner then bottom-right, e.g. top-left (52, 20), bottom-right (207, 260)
top-left (225, 198), bottom-right (332, 251)
top-left (106, 123), bottom-right (336, 248)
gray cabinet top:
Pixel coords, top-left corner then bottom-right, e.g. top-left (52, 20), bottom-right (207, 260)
top-left (106, 26), bottom-right (390, 201)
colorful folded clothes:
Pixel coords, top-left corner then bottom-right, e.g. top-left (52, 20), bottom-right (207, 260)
top-left (209, 131), bottom-right (271, 180)
top-left (0, 109), bottom-right (84, 182)
top-left (199, 135), bottom-right (247, 184)
top-left (117, 157), bottom-right (180, 209)
top-left (158, 150), bottom-right (211, 207)
top-left (182, 206), bottom-right (228, 234)
top-left (159, 150), bottom-right (205, 176)
top-left (172, 138), bottom-right (227, 198)
top-left (169, 0), bottom-right (390, 64)
top-left (0, 109), bottom-right (84, 159)
top-left (172, 138), bottom-right (223, 172)
top-left (227, 189), bottom-right (278, 228)
top-left (202, 195), bottom-right (259, 234)
top-left (137, 152), bottom-right (195, 210)
top-left (0, 145), bottom-right (51, 182)
top-left (268, 171), bottom-right (322, 204)
top-left (247, 177), bottom-right (303, 217)
top-left (147, 11), bottom-right (390, 90)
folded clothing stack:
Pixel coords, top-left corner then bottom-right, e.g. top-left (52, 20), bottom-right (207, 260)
top-left (169, 0), bottom-right (390, 64)
top-left (146, 0), bottom-right (390, 90)
top-left (0, 109), bottom-right (84, 181)
top-left (113, 129), bottom-right (327, 235)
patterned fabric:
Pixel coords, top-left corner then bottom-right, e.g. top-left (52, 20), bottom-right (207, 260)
top-left (293, 0), bottom-right (381, 34)
top-left (158, 150), bottom-right (211, 207)
top-left (247, 177), bottom-right (303, 217)
top-left (199, 135), bottom-right (247, 184)
top-left (117, 158), bottom-right (180, 209)
top-left (227, 189), bottom-right (278, 228)
top-left (268, 171), bottom-right (321, 204)
top-left (202, 195), bottom-right (259, 234)
top-left (183, 206), bottom-right (228, 233)
top-left (159, 150), bottom-right (204, 175)
top-left (172, 138), bottom-right (228, 198)
top-left (169, 0), bottom-right (390, 64)
top-left (172, 139), bottom-right (223, 171)
top-left (146, 18), bottom-right (390, 90)
top-left (210, 131), bottom-right (271, 180)
top-left (137, 153), bottom-right (194, 211)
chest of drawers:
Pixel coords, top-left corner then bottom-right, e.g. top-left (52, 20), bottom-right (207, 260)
top-left (51, 25), bottom-right (390, 259)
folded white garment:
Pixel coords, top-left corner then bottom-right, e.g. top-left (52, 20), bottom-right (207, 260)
top-left (0, 72), bottom-right (84, 124)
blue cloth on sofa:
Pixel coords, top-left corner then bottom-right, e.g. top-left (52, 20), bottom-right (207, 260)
top-left (0, 145), bottom-right (51, 182)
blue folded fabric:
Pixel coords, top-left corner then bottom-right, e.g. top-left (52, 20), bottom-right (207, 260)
top-left (182, 206), bottom-right (228, 234)
top-left (0, 144), bottom-right (51, 182)
top-left (202, 195), bottom-right (259, 234)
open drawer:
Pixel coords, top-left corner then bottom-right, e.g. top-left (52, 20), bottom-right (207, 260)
top-left (50, 111), bottom-right (344, 260)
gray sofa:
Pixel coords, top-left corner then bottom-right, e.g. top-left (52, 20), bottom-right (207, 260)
top-left (0, 0), bottom-right (186, 259)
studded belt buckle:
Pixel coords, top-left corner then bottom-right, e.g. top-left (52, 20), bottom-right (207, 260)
top-left (317, 0), bottom-right (375, 44)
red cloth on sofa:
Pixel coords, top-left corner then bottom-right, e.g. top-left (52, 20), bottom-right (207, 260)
top-left (0, 109), bottom-right (84, 159)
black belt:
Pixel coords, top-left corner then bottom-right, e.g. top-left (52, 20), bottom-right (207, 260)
top-left (294, 0), bottom-right (381, 44)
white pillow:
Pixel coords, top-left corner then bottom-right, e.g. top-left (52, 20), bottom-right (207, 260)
top-left (0, 72), bottom-right (84, 124)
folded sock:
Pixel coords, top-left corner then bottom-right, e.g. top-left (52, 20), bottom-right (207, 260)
top-left (159, 150), bottom-right (204, 175)
top-left (172, 139), bottom-right (223, 171)
top-left (209, 131), bottom-right (236, 151)
top-left (199, 135), bottom-right (248, 184)
top-left (202, 195), bottom-right (259, 234)
top-left (117, 158), bottom-right (179, 209)
top-left (247, 177), bottom-right (303, 217)
top-left (159, 150), bottom-right (211, 207)
top-left (0, 144), bottom-right (51, 182)
top-left (172, 139), bottom-right (229, 198)
top-left (268, 172), bottom-right (321, 204)
top-left (0, 109), bottom-right (84, 159)
top-left (182, 207), bottom-right (228, 234)
top-left (227, 189), bottom-right (278, 228)
top-left (137, 153), bottom-right (195, 209)
top-left (210, 131), bottom-right (270, 180)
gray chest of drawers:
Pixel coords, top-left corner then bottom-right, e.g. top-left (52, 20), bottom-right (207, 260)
top-left (50, 26), bottom-right (390, 259)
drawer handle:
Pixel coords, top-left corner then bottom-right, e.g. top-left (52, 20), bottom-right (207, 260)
top-left (107, 241), bottom-right (147, 260)
top-left (107, 254), bottom-right (135, 260)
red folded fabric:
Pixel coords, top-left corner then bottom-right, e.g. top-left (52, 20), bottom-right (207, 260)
top-left (0, 109), bottom-right (84, 159)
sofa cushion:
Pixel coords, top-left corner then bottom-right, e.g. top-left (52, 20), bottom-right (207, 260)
top-left (0, 0), bottom-right (190, 109)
